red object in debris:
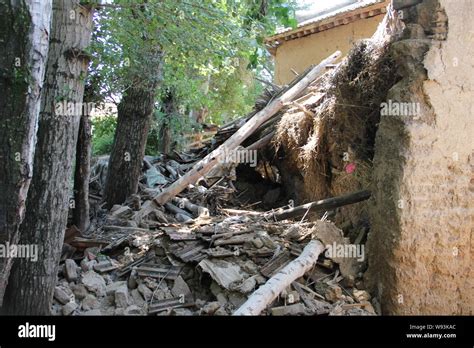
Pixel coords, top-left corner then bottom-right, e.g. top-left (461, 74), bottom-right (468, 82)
top-left (345, 163), bottom-right (356, 174)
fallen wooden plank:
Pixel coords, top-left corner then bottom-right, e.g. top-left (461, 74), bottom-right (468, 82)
top-left (102, 225), bottom-right (157, 233)
top-left (161, 226), bottom-right (197, 241)
top-left (270, 303), bottom-right (307, 316)
top-left (117, 253), bottom-right (154, 278)
top-left (292, 282), bottom-right (332, 315)
top-left (233, 239), bottom-right (325, 315)
top-left (101, 235), bottom-right (129, 254)
top-left (245, 131), bottom-right (275, 151)
top-left (213, 234), bottom-right (253, 246)
top-left (69, 237), bottom-right (109, 250)
top-left (203, 247), bottom-right (237, 258)
top-left (136, 264), bottom-right (182, 280)
top-left (132, 199), bottom-right (160, 222)
top-left (168, 241), bottom-right (207, 262)
top-left (220, 208), bottom-right (261, 216)
top-left (264, 190), bottom-right (371, 221)
top-left (210, 228), bottom-right (253, 241)
top-left (148, 297), bottom-right (194, 314)
top-left (147, 51), bottom-right (341, 206)
top-left (259, 250), bottom-right (292, 278)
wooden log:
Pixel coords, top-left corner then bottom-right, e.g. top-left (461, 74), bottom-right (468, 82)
top-left (245, 131), bottom-right (275, 151)
top-left (264, 190), bottom-right (371, 221)
top-left (233, 239), bottom-right (325, 315)
top-left (149, 51), bottom-right (341, 206)
top-left (164, 202), bottom-right (193, 218)
top-left (172, 197), bottom-right (209, 217)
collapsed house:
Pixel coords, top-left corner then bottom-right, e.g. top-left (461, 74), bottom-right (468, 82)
top-left (57, 0), bottom-right (472, 316)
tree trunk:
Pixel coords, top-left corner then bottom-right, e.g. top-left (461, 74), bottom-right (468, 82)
top-left (0, 0), bottom-right (52, 306)
top-left (160, 120), bottom-right (172, 155)
top-left (73, 109), bottom-right (92, 233)
top-left (103, 85), bottom-right (158, 207)
top-left (159, 89), bottom-right (176, 155)
top-left (2, 0), bottom-right (93, 315)
top-left (103, 53), bottom-right (163, 208)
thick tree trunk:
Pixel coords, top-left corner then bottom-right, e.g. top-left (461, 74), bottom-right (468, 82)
top-left (0, 0), bottom-right (52, 306)
top-left (73, 110), bottom-right (92, 233)
top-left (3, 0), bottom-right (93, 315)
top-left (103, 84), bottom-right (159, 207)
top-left (103, 51), bottom-right (163, 208)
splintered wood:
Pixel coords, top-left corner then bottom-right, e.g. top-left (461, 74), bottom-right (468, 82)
top-left (234, 240), bottom-right (325, 315)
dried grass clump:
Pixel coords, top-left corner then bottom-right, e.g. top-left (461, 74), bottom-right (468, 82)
top-left (274, 39), bottom-right (400, 228)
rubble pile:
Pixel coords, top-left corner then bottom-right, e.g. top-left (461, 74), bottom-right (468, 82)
top-left (58, 155), bottom-right (375, 316)
top-left (56, 51), bottom-right (376, 316)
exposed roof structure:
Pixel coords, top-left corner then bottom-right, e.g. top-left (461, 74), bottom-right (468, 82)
top-left (265, 0), bottom-right (389, 52)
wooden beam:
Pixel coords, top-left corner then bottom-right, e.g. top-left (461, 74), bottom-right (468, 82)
top-left (234, 240), bottom-right (325, 315)
top-left (264, 190), bottom-right (371, 221)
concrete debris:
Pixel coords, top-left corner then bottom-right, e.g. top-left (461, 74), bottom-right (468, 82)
top-left (56, 127), bottom-right (374, 316)
top-left (105, 280), bottom-right (127, 296)
top-left (171, 276), bottom-right (191, 298)
top-left (81, 271), bottom-right (107, 297)
top-left (62, 302), bottom-right (78, 316)
top-left (54, 209), bottom-right (373, 315)
top-left (64, 259), bottom-right (78, 282)
top-left (114, 285), bottom-right (130, 308)
top-left (71, 284), bottom-right (89, 301)
top-left (81, 309), bottom-right (102, 316)
top-left (137, 284), bottom-right (153, 302)
top-left (54, 286), bottom-right (73, 305)
top-left (124, 305), bottom-right (144, 316)
top-left (82, 294), bottom-right (100, 311)
top-left (271, 303), bottom-right (307, 316)
top-left (198, 259), bottom-right (248, 291)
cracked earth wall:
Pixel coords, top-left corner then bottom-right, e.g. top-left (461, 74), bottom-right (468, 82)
top-left (366, 0), bottom-right (474, 314)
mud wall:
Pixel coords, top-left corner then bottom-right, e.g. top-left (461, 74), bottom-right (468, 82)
top-left (366, 0), bottom-right (474, 314)
top-left (274, 14), bottom-right (385, 85)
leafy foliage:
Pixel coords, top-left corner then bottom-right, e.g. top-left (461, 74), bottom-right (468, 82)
top-left (87, 0), bottom-right (298, 153)
top-left (91, 115), bottom-right (116, 155)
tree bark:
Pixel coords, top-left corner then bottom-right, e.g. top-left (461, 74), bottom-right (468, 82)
top-left (234, 240), bottom-right (325, 315)
top-left (0, 0), bottom-right (52, 306)
top-left (103, 52), bottom-right (163, 208)
top-left (102, 4), bottom-right (165, 208)
top-left (151, 51), bottom-right (341, 206)
top-left (73, 109), bottom-right (92, 233)
top-left (159, 89), bottom-right (176, 155)
top-left (3, 0), bottom-right (93, 315)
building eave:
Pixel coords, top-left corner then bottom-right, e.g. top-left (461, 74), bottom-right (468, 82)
top-left (265, 0), bottom-right (389, 54)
